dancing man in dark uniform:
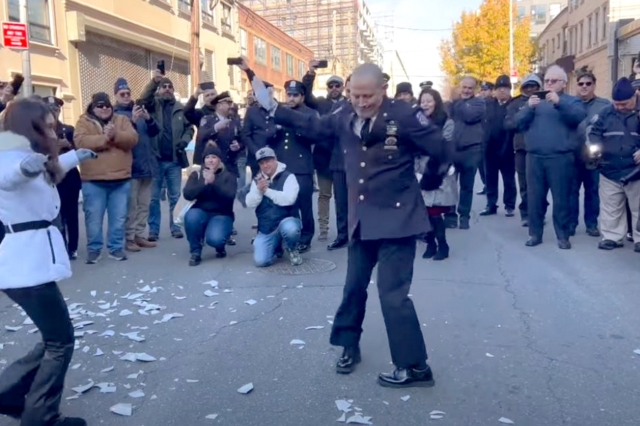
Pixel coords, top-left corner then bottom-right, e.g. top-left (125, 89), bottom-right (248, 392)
top-left (245, 61), bottom-right (448, 388)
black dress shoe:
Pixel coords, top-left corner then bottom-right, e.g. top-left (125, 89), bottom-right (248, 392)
top-left (378, 365), bottom-right (435, 388)
top-left (626, 233), bottom-right (634, 243)
top-left (216, 250), bottom-right (227, 258)
top-left (525, 237), bottom-right (542, 247)
top-left (226, 237), bottom-right (236, 246)
top-left (586, 227), bottom-right (600, 237)
top-left (336, 346), bottom-right (361, 374)
top-left (479, 207), bottom-right (497, 216)
top-left (297, 243), bottom-right (310, 253)
top-left (327, 239), bottom-right (348, 251)
top-left (521, 219), bottom-right (529, 227)
top-left (189, 254), bottom-right (202, 266)
top-left (558, 240), bottom-right (571, 250)
top-left (598, 239), bottom-right (620, 250)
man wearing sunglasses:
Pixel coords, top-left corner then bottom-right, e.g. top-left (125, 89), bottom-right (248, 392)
top-left (570, 71), bottom-right (611, 239)
top-left (139, 68), bottom-right (195, 242)
top-left (516, 65), bottom-right (587, 249)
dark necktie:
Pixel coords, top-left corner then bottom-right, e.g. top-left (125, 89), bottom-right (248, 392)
top-left (360, 118), bottom-right (371, 141)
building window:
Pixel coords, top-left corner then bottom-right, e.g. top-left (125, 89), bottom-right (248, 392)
top-left (602, 5), bottom-right (607, 40)
top-left (222, 3), bottom-right (232, 33)
top-left (178, 0), bottom-right (191, 14)
top-left (579, 21), bottom-right (583, 52)
top-left (549, 4), bottom-right (561, 21)
top-left (587, 15), bottom-right (592, 48)
top-left (286, 54), bottom-right (294, 76)
top-left (201, 0), bottom-right (214, 25)
top-left (298, 60), bottom-right (305, 79)
top-left (254, 36), bottom-right (266, 65)
top-left (8, 0), bottom-right (53, 44)
top-left (228, 65), bottom-right (235, 86)
top-left (271, 46), bottom-right (282, 71)
top-left (240, 29), bottom-right (247, 57)
top-left (594, 10), bottom-right (599, 43)
top-left (517, 6), bottom-right (525, 21)
top-left (531, 5), bottom-right (546, 25)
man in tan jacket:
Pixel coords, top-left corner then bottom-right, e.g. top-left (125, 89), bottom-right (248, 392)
top-left (74, 92), bottom-right (138, 264)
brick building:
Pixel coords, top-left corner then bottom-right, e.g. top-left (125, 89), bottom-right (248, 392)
top-left (537, 0), bottom-right (640, 96)
top-left (238, 3), bottom-right (313, 103)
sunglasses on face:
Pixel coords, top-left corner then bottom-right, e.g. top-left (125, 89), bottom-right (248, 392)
top-left (95, 104), bottom-right (111, 109)
top-left (577, 81), bottom-right (593, 87)
top-left (544, 79), bottom-right (564, 85)
top-left (328, 84), bottom-right (342, 89)
top-left (118, 91), bottom-right (131, 97)
top-left (161, 84), bottom-right (173, 90)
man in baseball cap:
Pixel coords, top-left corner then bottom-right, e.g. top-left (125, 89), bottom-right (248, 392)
top-left (246, 146), bottom-right (304, 267)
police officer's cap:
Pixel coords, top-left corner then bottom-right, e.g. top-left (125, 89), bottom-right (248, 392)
top-left (285, 80), bottom-right (306, 96)
top-left (212, 91), bottom-right (232, 106)
top-left (481, 82), bottom-right (495, 91)
top-left (45, 96), bottom-right (64, 107)
top-left (419, 81), bottom-right (433, 89)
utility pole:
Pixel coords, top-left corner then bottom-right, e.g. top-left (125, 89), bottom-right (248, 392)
top-left (509, 0), bottom-right (515, 95)
top-left (19, 0), bottom-right (32, 97)
top-left (189, 0), bottom-right (201, 91)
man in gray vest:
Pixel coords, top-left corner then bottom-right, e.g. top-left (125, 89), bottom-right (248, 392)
top-left (246, 147), bottom-right (303, 267)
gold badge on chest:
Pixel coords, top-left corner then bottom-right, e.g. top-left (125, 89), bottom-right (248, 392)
top-left (384, 120), bottom-right (398, 150)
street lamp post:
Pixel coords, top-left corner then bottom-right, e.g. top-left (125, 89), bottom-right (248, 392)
top-left (19, 0), bottom-right (32, 97)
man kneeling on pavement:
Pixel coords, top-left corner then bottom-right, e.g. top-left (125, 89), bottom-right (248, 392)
top-left (246, 147), bottom-right (303, 267)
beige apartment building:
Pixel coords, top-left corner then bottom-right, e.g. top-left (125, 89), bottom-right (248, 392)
top-left (537, 0), bottom-right (640, 96)
top-left (0, 0), bottom-right (242, 123)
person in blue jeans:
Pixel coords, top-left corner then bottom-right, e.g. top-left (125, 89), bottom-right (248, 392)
top-left (139, 69), bottom-right (195, 241)
top-left (74, 92), bottom-right (139, 264)
top-left (183, 144), bottom-right (237, 266)
top-left (246, 147), bottom-right (303, 267)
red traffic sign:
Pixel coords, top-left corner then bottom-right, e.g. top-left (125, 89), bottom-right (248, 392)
top-left (2, 22), bottom-right (28, 50)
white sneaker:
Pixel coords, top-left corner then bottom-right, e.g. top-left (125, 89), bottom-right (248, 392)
top-left (288, 249), bottom-right (303, 266)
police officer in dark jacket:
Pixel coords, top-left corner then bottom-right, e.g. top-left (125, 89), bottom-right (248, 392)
top-left (587, 77), bottom-right (640, 251)
top-left (480, 75), bottom-right (517, 217)
top-left (250, 63), bottom-right (447, 389)
top-left (515, 65), bottom-right (586, 249)
top-left (448, 77), bottom-right (486, 229)
top-left (504, 74), bottom-right (542, 226)
top-left (240, 81), bottom-right (280, 178)
top-left (46, 96), bottom-right (81, 259)
top-left (271, 81), bottom-right (317, 251)
top-left (193, 92), bottom-right (243, 176)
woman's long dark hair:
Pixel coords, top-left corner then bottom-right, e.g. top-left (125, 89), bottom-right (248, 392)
top-left (3, 99), bottom-right (65, 183)
top-left (418, 88), bottom-right (448, 128)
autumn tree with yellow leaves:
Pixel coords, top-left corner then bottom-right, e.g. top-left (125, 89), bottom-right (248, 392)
top-left (439, 0), bottom-right (536, 86)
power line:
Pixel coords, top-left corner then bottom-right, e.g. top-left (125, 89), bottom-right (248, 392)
top-left (374, 23), bottom-right (452, 32)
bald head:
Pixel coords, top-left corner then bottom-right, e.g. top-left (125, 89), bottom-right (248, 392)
top-left (349, 63), bottom-right (387, 119)
top-left (351, 63), bottom-right (386, 88)
top-left (460, 76), bottom-right (477, 99)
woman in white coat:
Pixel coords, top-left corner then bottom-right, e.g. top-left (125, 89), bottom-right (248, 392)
top-left (0, 99), bottom-right (96, 426)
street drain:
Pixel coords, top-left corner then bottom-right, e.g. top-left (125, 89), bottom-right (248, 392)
top-left (259, 258), bottom-right (336, 275)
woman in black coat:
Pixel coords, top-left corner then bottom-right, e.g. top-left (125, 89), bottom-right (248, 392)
top-left (183, 142), bottom-right (237, 266)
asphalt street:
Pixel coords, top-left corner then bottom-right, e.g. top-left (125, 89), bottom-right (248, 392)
top-left (1, 181), bottom-right (640, 426)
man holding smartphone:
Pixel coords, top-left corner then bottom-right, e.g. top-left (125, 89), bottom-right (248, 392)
top-left (515, 65), bottom-right (586, 249)
top-left (140, 66), bottom-right (195, 242)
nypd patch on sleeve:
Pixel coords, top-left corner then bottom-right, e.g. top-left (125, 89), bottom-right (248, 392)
top-left (416, 110), bottom-right (430, 126)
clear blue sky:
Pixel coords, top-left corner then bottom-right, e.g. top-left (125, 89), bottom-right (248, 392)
top-left (367, 0), bottom-right (483, 91)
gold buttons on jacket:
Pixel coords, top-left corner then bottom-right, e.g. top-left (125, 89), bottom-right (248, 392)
top-left (360, 162), bottom-right (365, 167)
top-left (358, 179), bottom-right (364, 184)
top-left (359, 195), bottom-right (364, 201)
top-left (396, 202), bottom-right (401, 207)
top-left (362, 146), bottom-right (367, 151)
